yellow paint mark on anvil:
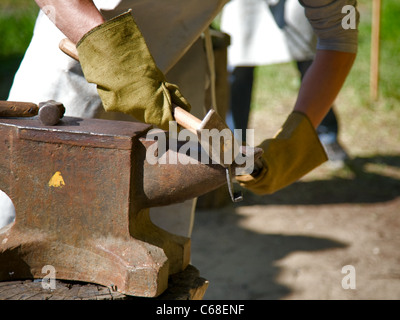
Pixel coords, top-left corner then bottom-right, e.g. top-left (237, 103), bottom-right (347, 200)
top-left (48, 171), bottom-right (65, 188)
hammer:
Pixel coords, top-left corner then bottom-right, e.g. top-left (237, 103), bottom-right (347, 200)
top-left (59, 38), bottom-right (259, 202)
top-left (0, 100), bottom-right (65, 126)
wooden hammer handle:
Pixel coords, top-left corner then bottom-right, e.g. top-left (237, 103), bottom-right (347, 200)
top-left (173, 106), bottom-right (201, 134)
top-left (59, 38), bottom-right (79, 61)
top-left (0, 101), bottom-right (39, 117)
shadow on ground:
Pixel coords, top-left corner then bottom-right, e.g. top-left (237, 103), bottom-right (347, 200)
top-left (192, 154), bottom-right (400, 299)
top-left (191, 205), bottom-right (348, 299)
top-left (240, 154), bottom-right (400, 206)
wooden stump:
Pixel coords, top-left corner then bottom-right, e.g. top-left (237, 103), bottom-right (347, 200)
top-left (0, 265), bottom-right (208, 300)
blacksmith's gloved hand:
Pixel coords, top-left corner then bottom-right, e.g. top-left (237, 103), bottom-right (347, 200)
top-left (236, 111), bottom-right (328, 194)
top-left (76, 11), bottom-right (191, 130)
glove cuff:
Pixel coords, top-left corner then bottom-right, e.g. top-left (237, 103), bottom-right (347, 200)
top-left (77, 10), bottom-right (134, 48)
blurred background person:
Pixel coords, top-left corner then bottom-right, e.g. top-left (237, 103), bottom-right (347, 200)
top-left (221, 0), bottom-right (349, 167)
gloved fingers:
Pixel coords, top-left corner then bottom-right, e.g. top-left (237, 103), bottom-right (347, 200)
top-left (235, 112), bottom-right (328, 195)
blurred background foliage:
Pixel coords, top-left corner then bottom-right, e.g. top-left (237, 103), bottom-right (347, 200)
top-left (0, 0), bottom-right (38, 99)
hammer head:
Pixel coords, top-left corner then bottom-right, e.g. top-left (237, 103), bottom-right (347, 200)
top-left (195, 109), bottom-right (263, 202)
top-left (38, 100), bottom-right (66, 126)
top-left (197, 109), bottom-right (241, 168)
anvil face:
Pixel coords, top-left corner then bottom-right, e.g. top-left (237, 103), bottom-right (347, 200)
top-left (0, 117), bottom-right (226, 297)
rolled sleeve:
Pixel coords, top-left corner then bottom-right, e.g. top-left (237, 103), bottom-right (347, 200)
top-left (300, 0), bottom-right (360, 53)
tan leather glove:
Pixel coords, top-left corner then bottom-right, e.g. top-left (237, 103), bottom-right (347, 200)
top-left (236, 111), bottom-right (328, 195)
top-left (76, 11), bottom-right (191, 130)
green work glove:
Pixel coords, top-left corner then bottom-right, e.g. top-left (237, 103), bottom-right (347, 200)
top-left (76, 11), bottom-right (191, 130)
top-left (236, 111), bottom-right (328, 195)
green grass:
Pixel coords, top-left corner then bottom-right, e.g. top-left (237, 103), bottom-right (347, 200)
top-left (378, 0), bottom-right (400, 100)
top-left (0, 0), bottom-right (38, 99)
top-left (0, 3), bottom-right (37, 56)
top-left (335, 0), bottom-right (400, 156)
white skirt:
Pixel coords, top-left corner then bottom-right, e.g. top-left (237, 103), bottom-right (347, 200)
top-left (220, 0), bottom-right (316, 67)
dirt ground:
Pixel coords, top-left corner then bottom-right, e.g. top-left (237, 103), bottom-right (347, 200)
top-left (186, 88), bottom-right (400, 300)
top-left (191, 176), bottom-right (400, 300)
top-left (189, 103), bottom-right (400, 300)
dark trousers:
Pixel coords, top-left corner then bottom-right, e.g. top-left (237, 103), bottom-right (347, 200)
top-left (226, 62), bottom-right (338, 140)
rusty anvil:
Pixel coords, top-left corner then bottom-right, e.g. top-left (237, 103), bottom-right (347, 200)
top-left (0, 116), bottom-right (261, 297)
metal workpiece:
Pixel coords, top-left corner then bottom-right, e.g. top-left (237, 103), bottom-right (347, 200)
top-left (0, 116), bottom-right (248, 297)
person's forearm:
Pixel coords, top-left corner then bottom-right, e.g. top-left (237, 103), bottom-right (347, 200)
top-left (294, 49), bottom-right (356, 128)
top-left (34, 0), bottom-right (105, 44)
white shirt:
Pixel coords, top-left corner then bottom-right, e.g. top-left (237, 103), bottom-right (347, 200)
top-left (221, 0), bottom-right (359, 67)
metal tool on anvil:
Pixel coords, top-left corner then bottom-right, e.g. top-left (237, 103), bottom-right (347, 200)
top-left (59, 38), bottom-right (256, 202)
top-left (0, 115), bottom-right (260, 297)
top-left (0, 100), bottom-right (65, 126)
top-left (173, 106), bottom-right (246, 202)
